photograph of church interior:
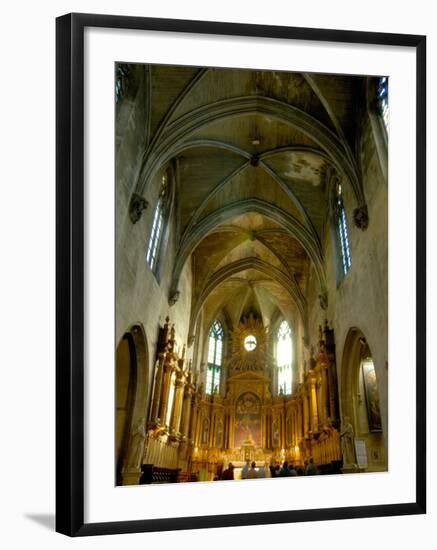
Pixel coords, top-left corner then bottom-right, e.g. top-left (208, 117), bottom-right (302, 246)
top-left (115, 62), bottom-right (388, 486)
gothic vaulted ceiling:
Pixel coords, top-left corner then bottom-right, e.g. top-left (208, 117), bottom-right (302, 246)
top-left (141, 65), bottom-right (364, 337)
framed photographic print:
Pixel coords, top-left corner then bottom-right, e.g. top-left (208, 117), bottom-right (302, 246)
top-left (56, 13), bottom-right (426, 536)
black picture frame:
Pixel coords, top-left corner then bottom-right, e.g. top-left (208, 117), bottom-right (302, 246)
top-left (56, 12), bottom-right (426, 537)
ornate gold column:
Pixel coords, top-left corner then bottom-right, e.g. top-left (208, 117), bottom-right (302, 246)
top-left (297, 399), bottom-right (303, 440)
top-left (158, 360), bottom-right (174, 427)
top-left (309, 375), bottom-right (319, 432)
top-left (189, 393), bottom-right (199, 445)
top-left (303, 391), bottom-right (309, 437)
top-left (328, 365), bottom-right (337, 422)
top-left (169, 368), bottom-right (185, 435)
top-left (149, 354), bottom-right (165, 425)
top-left (181, 373), bottom-right (194, 439)
top-left (229, 408), bottom-right (235, 449)
top-left (157, 323), bottom-right (176, 427)
top-left (266, 413), bottom-right (270, 449)
top-left (320, 365), bottom-right (329, 425)
top-left (291, 405), bottom-right (297, 446)
top-left (260, 412), bottom-right (264, 449)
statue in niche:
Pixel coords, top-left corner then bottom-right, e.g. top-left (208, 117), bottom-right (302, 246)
top-left (127, 417), bottom-right (146, 468)
top-left (340, 416), bottom-right (356, 466)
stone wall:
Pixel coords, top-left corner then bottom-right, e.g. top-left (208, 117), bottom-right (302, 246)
top-left (304, 102), bottom-right (388, 448)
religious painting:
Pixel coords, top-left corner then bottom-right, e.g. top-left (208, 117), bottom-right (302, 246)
top-left (234, 392), bottom-right (261, 448)
top-left (361, 359), bottom-right (383, 432)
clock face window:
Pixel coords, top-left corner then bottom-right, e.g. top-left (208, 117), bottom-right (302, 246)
top-left (244, 335), bottom-right (257, 352)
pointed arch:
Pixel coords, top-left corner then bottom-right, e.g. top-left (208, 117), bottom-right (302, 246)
top-left (188, 257), bottom-right (307, 339)
top-left (137, 96), bottom-right (363, 205)
top-left (171, 198), bottom-right (326, 300)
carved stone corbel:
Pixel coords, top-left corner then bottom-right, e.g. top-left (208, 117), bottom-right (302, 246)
top-left (319, 291), bottom-right (328, 310)
top-left (353, 204), bottom-right (369, 230)
top-left (168, 290), bottom-right (180, 306)
top-left (187, 334), bottom-right (195, 348)
top-left (129, 193), bottom-right (148, 224)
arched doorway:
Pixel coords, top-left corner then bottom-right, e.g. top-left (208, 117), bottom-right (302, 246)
top-left (341, 328), bottom-right (387, 472)
top-left (115, 324), bottom-right (149, 485)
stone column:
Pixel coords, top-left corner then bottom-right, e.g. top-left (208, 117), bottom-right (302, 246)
top-left (149, 353), bottom-right (165, 424)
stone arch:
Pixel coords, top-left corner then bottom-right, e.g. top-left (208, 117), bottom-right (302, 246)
top-left (146, 138), bottom-right (329, 236)
top-left (340, 327), bottom-right (387, 472)
top-left (138, 96), bottom-right (363, 205)
top-left (171, 198), bottom-right (326, 300)
top-left (115, 323), bottom-right (150, 485)
top-left (189, 257), bottom-right (306, 339)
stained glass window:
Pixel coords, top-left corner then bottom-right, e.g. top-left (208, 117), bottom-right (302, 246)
top-left (244, 335), bottom-right (257, 351)
top-left (115, 64), bottom-right (130, 103)
top-left (206, 320), bottom-right (224, 395)
top-left (277, 320), bottom-right (292, 395)
top-left (146, 175), bottom-right (167, 272)
top-left (377, 76), bottom-right (389, 131)
top-left (335, 183), bottom-right (352, 276)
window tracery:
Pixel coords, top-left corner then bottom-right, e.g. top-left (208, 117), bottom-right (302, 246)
top-left (377, 76), bottom-right (389, 131)
top-left (146, 174), bottom-right (169, 272)
top-left (334, 182), bottom-right (352, 277)
top-left (276, 320), bottom-right (292, 395)
top-left (206, 320), bottom-right (224, 395)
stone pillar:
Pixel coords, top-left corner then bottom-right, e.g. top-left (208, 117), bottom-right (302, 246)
top-left (149, 353), bottom-right (165, 424)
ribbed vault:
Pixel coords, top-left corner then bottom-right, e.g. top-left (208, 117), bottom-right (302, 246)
top-left (135, 65), bottom-right (366, 342)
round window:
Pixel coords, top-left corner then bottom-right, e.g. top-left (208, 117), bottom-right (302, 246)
top-left (244, 335), bottom-right (257, 352)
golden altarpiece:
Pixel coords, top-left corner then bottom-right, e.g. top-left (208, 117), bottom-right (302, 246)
top-left (141, 316), bottom-right (342, 482)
